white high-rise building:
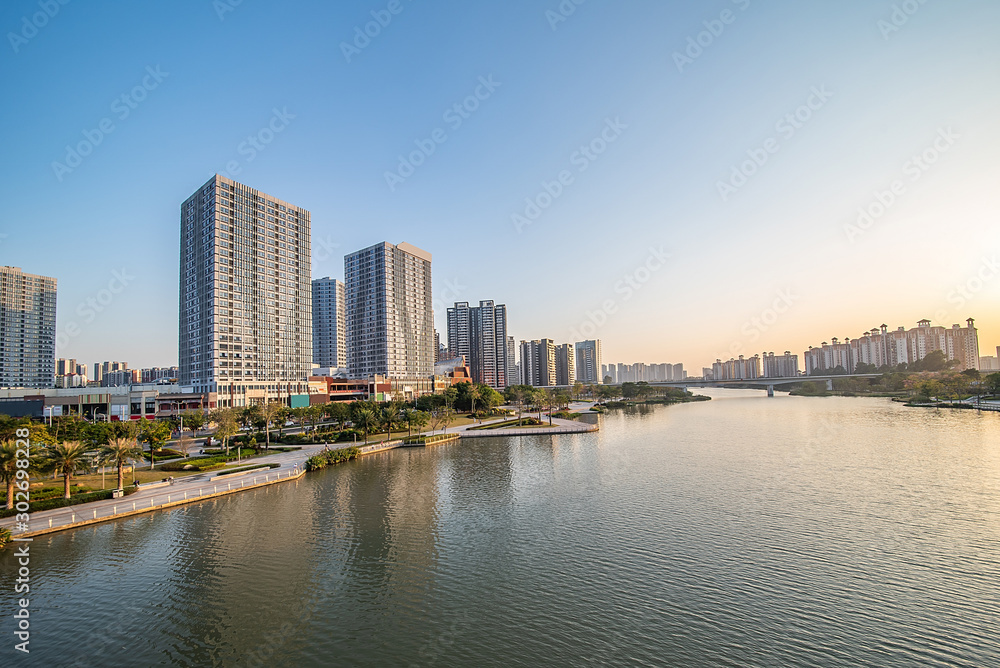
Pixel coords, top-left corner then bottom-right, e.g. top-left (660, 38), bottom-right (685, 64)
top-left (1, 267), bottom-right (57, 389)
top-left (574, 340), bottom-right (602, 384)
top-left (312, 277), bottom-right (346, 370)
top-left (345, 241), bottom-right (433, 379)
top-left (179, 175), bottom-right (312, 395)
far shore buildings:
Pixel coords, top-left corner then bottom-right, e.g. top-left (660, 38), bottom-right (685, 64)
top-left (712, 356), bottom-right (761, 381)
top-left (0, 266), bottom-right (57, 389)
top-left (520, 338), bottom-right (557, 387)
top-left (762, 352), bottom-right (800, 378)
top-left (555, 343), bottom-right (575, 386)
top-left (447, 300), bottom-right (509, 389)
top-left (603, 361), bottom-right (686, 384)
top-left (803, 319), bottom-right (980, 374)
top-left (574, 340), bottom-right (602, 384)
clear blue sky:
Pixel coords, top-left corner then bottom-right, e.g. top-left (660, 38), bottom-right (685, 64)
top-left (2, 0), bottom-right (999, 371)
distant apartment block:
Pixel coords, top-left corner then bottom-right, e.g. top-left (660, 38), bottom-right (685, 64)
top-left (447, 300), bottom-right (510, 389)
top-left (804, 319), bottom-right (980, 374)
top-left (1, 267), bottom-right (57, 389)
top-left (346, 241), bottom-right (433, 379)
top-left (555, 343), bottom-right (575, 386)
top-left (141, 366), bottom-right (179, 383)
top-left (712, 355), bottom-right (761, 381)
top-left (93, 361), bottom-right (129, 385)
top-left (984, 355), bottom-right (1000, 372)
top-left (762, 352), bottom-right (800, 378)
top-left (608, 361), bottom-right (687, 383)
top-left (520, 339), bottom-right (556, 386)
top-left (574, 340), bottom-right (602, 384)
top-left (312, 277), bottom-right (346, 369)
top-left (179, 175), bottom-right (313, 397)
top-left (101, 369), bottom-right (139, 387)
top-left (506, 336), bottom-right (517, 389)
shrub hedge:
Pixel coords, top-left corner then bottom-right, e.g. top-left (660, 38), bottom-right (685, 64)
top-left (404, 433), bottom-right (459, 445)
top-left (304, 447), bottom-right (359, 472)
top-left (214, 463), bottom-right (280, 477)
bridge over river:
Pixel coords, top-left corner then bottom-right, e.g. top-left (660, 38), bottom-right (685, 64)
top-left (648, 374), bottom-right (882, 397)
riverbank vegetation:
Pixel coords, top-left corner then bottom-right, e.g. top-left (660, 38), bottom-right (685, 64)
top-left (304, 447), bottom-right (359, 472)
top-left (788, 369), bottom-right (999, 405)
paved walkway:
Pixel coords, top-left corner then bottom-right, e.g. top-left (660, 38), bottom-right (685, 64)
top-left (427, 402), bottom-right (600, 438)
top-left (1, 444), bottom-right (326, 537)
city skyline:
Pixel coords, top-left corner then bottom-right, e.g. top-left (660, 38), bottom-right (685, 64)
top-left (2, 1), bottom-right (998, 370)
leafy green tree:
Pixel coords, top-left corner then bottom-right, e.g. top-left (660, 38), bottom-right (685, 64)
top-left (138, 419), bottom-right (173, 469)
top-left (405, 409), bottom-right (430, 436)
top-left (81, 421), bottom-right (115, 448)
top-left (505, 385), bottom-right (531, 425)
top-left (99, 437), bottom-right (144, 490)
top-left (478, 385), bottom-right (503, 412)
top-left (912, 350), bottom-right (949, 372)
top-left (49, 415), bottom-right (86, 443)
top-left (443, 386), bottom-right (459, 410)
top-left (416, 393), bottom-right (445, 412)
top-left (180, 409), bottom-right (206, 434)
top-left (210, 408), bottom-right (240, 456)
top-left (258, 401), bottom-right (285, 450)
top-left (468, 383), bottom-right (481, 415)
top-left (985, 373), bottom-right (1000, 396)
top-left (239, 405), bottom-right (261, 432)
top-left (324, 402), bottom-right (350, 429)
top-left (45, 441), bottom-right (91, 499)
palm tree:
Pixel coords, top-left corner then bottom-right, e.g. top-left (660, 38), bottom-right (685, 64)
top-left (1, 439), bottom-right (33, 510)
top-left (353, 405), bottom-right (377, 444)
top-left (381, 406), bottom-right (398, 441)
top-left (45, 441), bottom-right (91, 499)
top-left (99, 437), bottom-right (144, 491)
top-left (0, 440), bottom-right (19, 510)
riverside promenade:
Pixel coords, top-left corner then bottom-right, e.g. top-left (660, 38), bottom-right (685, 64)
top-left (1, 406), bottom-right (601, 540)
top-left (0, 443), bottom-right (328, 539)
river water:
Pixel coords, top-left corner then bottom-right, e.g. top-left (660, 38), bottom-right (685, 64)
top-left (2, 389), bottom-right (999, 667)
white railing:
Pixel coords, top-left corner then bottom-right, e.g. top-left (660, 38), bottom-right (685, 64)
top-left (22, 468), bottom-right (303, 534)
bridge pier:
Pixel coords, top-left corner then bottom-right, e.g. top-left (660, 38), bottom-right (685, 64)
top-left (767, 385), bottom-right (774, 398)
top-left (826, 379), bottom-right (834, 392)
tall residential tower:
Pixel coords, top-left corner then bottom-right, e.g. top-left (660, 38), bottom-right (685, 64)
top-left (312, 277), bottom-right (346, 369)
top-left (1, 267), bottom-right (57, 389)
top-left (345, 241), bottom-right (433, 379)
top-left (179, 175), bottom-right (312, 398)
